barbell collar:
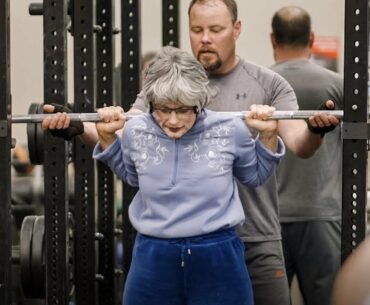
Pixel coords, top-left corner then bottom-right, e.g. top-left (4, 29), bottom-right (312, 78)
top-left (12, 110), bottom-right (346, 124)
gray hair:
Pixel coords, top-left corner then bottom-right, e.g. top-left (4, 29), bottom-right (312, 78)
top-left (143, 46), bottom-right (213, 110)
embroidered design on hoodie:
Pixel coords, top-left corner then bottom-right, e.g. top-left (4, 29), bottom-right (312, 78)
top-left (127, 121), bottom-right (233, 173)
top-left (184, 123), bottom-right (233, 172)
top-left (128, 122), bottom-right (169, 171)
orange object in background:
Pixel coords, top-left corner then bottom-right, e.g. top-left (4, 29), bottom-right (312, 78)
top-left (312, 36), bottom-right (340, 72)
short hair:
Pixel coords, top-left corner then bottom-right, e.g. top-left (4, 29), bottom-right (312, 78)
top-left (271, 6), bottom-right (311, 47)
top-left (142, 46), bottom-right (213, 110)
top-left (188, 0), bottom-right (238, 23)
top-left (141, 51), bottom-right (157, 71)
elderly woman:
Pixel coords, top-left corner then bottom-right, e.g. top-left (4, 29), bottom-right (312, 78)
top-left (93, 46), bottom-right (284, 305)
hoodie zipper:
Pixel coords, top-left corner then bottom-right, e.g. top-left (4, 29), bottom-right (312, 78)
top-left (170, 139), bottom-right (179, 185)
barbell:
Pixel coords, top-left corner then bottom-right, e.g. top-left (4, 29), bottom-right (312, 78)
top-left (15, 103), bottom-right (360, 165)
top-left (13, 109), bottom-right (345, 123)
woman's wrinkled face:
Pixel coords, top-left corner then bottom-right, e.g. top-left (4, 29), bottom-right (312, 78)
top-left (153, 101), bottom-right (197, 139)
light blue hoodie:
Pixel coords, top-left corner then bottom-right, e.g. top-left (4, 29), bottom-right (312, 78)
top-left (93, 109), bottom-right (285, 238)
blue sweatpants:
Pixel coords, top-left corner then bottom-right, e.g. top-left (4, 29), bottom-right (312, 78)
top-left (123, 228), bottom-right (254, 305)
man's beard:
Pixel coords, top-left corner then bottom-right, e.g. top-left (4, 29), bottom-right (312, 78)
top-left (197, 52), bottom-right (223, 72)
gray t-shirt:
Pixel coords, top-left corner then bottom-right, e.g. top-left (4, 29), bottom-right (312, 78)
top-left (270, 59), bottom-right (343, 222)
top-left (132, 58), bottom-right (297, 242)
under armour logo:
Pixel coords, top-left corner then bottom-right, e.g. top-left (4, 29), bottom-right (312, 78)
top-left (236, 92), bottom-right (248, 100)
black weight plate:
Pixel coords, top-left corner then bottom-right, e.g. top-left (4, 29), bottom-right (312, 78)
top-left (31, 216), bottom-right (45, 298)
top-left (26, 103), bottom-right (41, 165)
top-left (20, 215), bottom-right (37, 298)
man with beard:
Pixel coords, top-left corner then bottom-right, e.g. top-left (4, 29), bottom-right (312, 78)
top-left (41, 1), bottom-right (339, 304)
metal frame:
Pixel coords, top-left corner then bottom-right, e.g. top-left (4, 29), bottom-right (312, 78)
top-left (0, 0), bottom-right (11, 304)
top-left (120, 0), bottom-right (141, 284)
top-left (162, 0), bottom-right (179, 47)
top-left (341, 0), bottom-right (369, 262)
top-left (121, 0), bottom-right (141, 109)
top-left (43, 0), bottom-right (70, 304)
top-left (73, 0), bottom-right (97, 304)
top-left (96, 0), bottom-right (119, 304)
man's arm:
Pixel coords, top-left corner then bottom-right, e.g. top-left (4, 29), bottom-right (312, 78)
top-left (278, 119), bottom-right (321, 158)
top-left (278, 100), bottom-right (340, 158)
top-left (42, 104), bottom-right (143, 147)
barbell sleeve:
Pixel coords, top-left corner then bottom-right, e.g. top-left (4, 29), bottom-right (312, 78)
top-left (11, 110), bottom-right (346, 124)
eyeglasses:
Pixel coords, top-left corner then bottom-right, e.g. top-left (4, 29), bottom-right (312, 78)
top-left (153, 106), bottom-right (197, 117)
